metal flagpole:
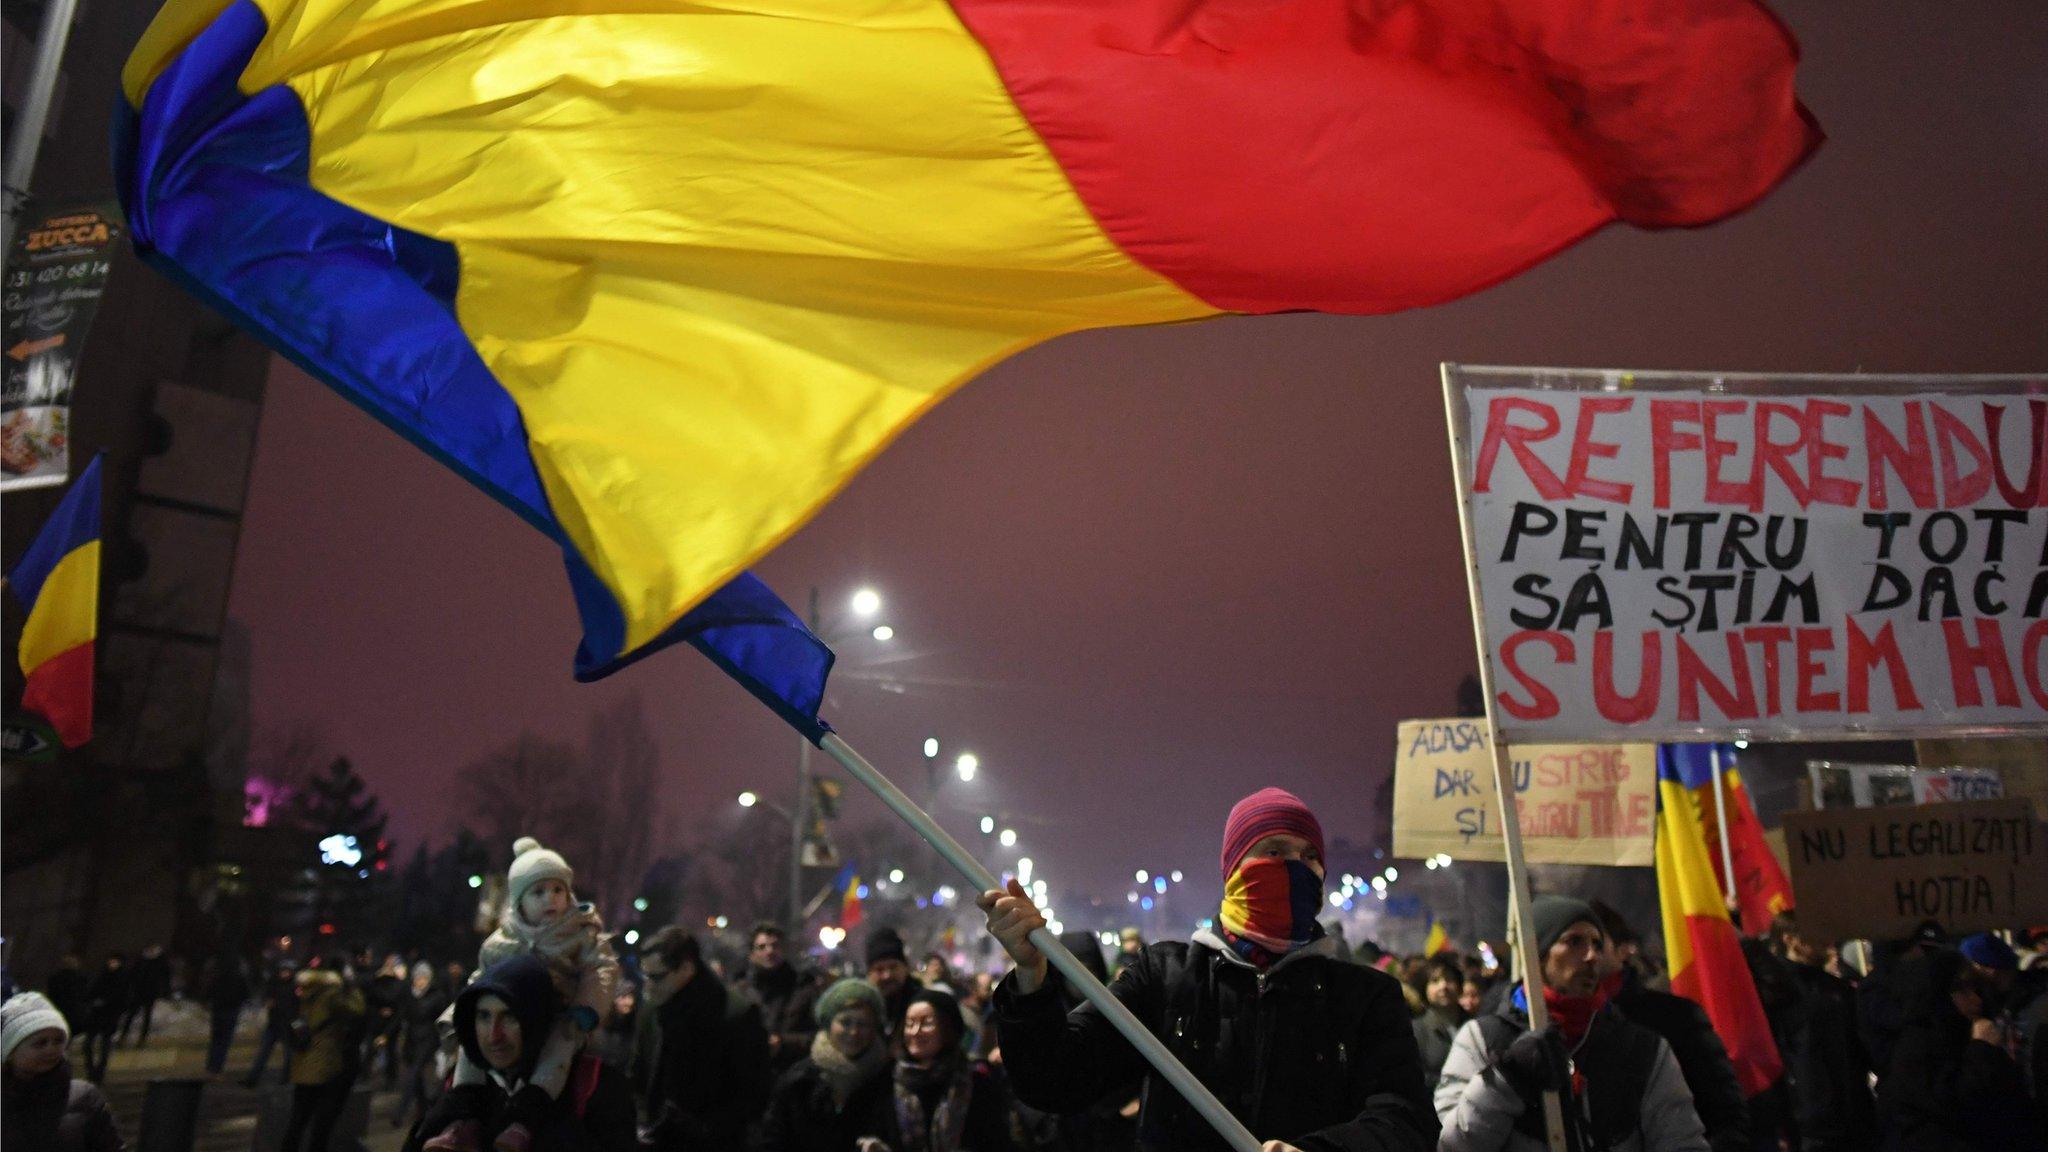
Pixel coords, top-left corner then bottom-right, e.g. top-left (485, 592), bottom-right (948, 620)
top-left (1, 0), bottom-right (81, 255)
top-left (1442, 365), bottom-right (1569, 1152)
top-left (1708, 746), bottom-right (1740, 917)
top-left (816, 732), bottom-right (1263, 1152)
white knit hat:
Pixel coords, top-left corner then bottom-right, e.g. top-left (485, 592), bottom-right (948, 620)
top-left (507, 836), bottom-right (574, 914)
top-left (2, 991), bottom-right (70, 1062)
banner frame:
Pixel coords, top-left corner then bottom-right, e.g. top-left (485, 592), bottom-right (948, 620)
top-left (1442, 363), bottom-right (2048, 745)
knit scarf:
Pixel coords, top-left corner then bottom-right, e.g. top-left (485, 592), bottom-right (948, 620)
top-left (809, 1029), bottom-right (888, 1109)
top-left (891, 1051), bottom-right (973, 1152)
top-left (1514, 971), bottom-right (1622, 1045)
top-left (1217, 857), bottom-right (1323, 962)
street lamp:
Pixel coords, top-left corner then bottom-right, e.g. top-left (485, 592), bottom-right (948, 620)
top-left (737, 791), bottom-right (759, 808)
top-left (955, 753), bottom-right (978, 782)
top-left (871, 625), bottom-right (895, 641)
top-left (979, 816), bottom-right (995, 835)
top-left (998, 828), bottom-right (1017, 848)
top-left (851, 588), bottom-right (882, 616)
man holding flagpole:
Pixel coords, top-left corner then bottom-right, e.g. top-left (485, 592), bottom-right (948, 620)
top-left (979, 787), bottom-right (1435, 1152)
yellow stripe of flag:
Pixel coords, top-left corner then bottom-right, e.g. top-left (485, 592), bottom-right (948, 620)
top-left (18, 542), bottom-right (101, 674)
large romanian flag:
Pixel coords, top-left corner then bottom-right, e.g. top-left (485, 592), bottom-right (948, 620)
top-left (116, 0), bottom-right (1817, 708)
top-left (1656, 745), bottom-right (1782, 1096)
top-left (7, 455), bottom-right (102, 748)
top-left (1665, 743), bottom-right (1795, 936)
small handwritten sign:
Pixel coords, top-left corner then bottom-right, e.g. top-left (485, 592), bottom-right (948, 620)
top-left (1391, 719), bottom-right (1658, 867)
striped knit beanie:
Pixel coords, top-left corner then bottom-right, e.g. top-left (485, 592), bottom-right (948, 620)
top-left (1219, 787), bottom-right (1324, 878)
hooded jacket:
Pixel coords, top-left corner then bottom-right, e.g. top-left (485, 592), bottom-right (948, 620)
top-left (290, 968), bottom-right (367, 1087)
top-left (994, 930), bottom-right (1436, 1152)
top-left (413, 955), bottom-right (638, 1152)
top-left (1434, 987), bottom-right (1707, 1152)
top-left (1875, 949), bottom-right (2042, 1152)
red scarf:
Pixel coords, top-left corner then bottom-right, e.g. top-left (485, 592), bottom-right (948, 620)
top-left (1539, 971), bottom-right (1621, 1045)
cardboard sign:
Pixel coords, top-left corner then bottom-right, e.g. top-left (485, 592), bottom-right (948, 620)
top-left (1445, 367), bottom-right (2048, 742)
top-left (1391, 718), bottom-right (1658, 866)
top-left (1782, 797), bottom-right (2048, 942)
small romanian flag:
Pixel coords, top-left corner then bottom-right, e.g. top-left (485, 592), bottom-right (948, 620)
top-left (8, 455), bottom-right (102, 748)
top-left (1422, 916), bottom-right (1451, 957)
top-left (838, 869), bottom-right (864, 931)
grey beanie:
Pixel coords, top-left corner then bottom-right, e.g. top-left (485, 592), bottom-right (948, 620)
top-left (1528, 895), bottom-right (1603, 956)
top-left (815, 977), bottom-right (886, 1027)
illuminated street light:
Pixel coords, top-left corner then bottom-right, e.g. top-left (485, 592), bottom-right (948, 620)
top-left (871, 625), bottom-right (895, 641)
top-left (956, 753), bottom-right (978, 782)
top-left (467, 874), bottom-right (483, 889)
top-left (1384, 867), bottom-right (1399, 882)
top-left (1152, 876), bottom-right (1167, 894)
top-left (1135, 870), bottom-right (1149, 884)
top-left (888, 868), bottom-right (906, 884)
top-left (1170, 870), bottom-right (1183, 883)
top-left (1017, 857), bottom-right (1034, 886)
top-left (851, 588), bottom-right (882, 616)
top-left (924, 737), bottom-right (939, 758)
top-left (1327, 892), bottom-right (1345, 907)
top-left (624, 929), bottom-right (640, 945)
top-left (999, 828), bottom-right (1017, 848)
top-left (979, 816), bottom-right (995, 835)
top-left (633, 897), bottom-right (649, 912)
top-left (737, 791), bottom-right (759, 808)
top-left (1127, 892), bottom-right (1139, 904)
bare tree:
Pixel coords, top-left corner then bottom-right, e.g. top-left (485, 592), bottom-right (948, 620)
top-left (580, 696), bottom-right (667, 916)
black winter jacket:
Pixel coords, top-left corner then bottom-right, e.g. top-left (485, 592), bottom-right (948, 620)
top-left (1770, 962), bottom-right (1875, 1152)
top-left (1876, 950), bottom-right (2043, 1152)
top-left (639, 970), bottom-right (773, 1152)
top-left (741, 963), bottom-right (826, 1075)
top-left (994, 933), bottom-right (1436, 1152)
top-left (1613, 975), bottom-right (1749, 1152)
top-left (756, 1052), bottom-right (894, 1152)
top-left (2, 1062), bottom-right (124, 1152)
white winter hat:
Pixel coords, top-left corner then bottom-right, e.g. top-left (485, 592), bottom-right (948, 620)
top-left (508, 836), bottom-right (574, 913)
top-left (2, 991), bottom-right (70, 1062)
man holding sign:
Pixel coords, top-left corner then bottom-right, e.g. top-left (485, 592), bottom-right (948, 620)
top-left (980, 788), bottom-right (1435, 1152)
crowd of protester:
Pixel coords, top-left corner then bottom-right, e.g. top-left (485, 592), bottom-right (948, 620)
top-left (5, 799), bottom-right (2046, 1152)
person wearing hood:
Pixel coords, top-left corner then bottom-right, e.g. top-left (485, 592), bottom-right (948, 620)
top-left (742, 922), bottom-right (827, 1075)
top-left (2, 992), bottom-right (123, 1152)
top-left (1435, 896), bottom-right (1708, 1152)
top-left (982, 786), bottom-right (1436, 1152)
top-left (758, 978), bottom-right (894, 1152)
top-left (1874, 946), bottom-right (2042, 1152)
top-left (281, 958), bottom-right (369, 1152)
top-left (406, 955), bottom-right (638, 1152)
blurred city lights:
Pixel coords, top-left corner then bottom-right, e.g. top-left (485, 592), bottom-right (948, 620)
top-left (1016, 857), bottom-right (1034, 886)
top-left (1170, 870), bottom-right (1183, 883)
top-left (999, 828), bottom-right (1017, 847)
top-left (924, 737), bottom-right (939, 758)
top-left (956, 753), bottom-right (978, 782)
top-left (1152, 876), bottom-right (1167, 894)
top-left (851, 588), bottom-right (882, 616)
top-left (1140, 896), bottom-right (1154, 911)
top-left (819, 926), bottom-right (846, 949)
top-left (1135, 870), bottom-right (1149, 883)
top-left (623, 929), bottom-right (640, 945)
top-left (888, 868), bottom-right (905, 884)
top-left (979, 816), bottom-right (995, 834)
top-left (737, 791), bottom-right (759, 808)
top-left (871, 625), bottom-right (894, 641)
top-left (467, 874), bottom-right (483, 889)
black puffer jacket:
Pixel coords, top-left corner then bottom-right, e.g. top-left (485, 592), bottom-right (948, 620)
top-left (1876, 949), bottom-right (2041, 1152)
top-left (994, 933), bottom-right (1435, 1152)
top-left (641, 969), bottom-right (773, 1152)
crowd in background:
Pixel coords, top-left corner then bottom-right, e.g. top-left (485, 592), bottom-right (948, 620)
top-left (6, 842), bottom-right (2047, 1152)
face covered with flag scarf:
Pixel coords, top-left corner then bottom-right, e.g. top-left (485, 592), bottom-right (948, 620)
top-left (1218, 835), bottom-right (1325, 954)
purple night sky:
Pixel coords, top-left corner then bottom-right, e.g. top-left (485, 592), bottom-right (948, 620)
top-left (223, 1), bottom-right (2048, 917)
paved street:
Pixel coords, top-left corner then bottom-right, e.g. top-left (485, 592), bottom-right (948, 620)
top-left (85, 999), bottom-right (409, 1152)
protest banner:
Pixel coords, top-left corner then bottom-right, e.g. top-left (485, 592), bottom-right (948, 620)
top-left (2, 199), bottom-right (120, 491)
top-left (1445, 367), bottom-right (2048, 743)
top-left (1782, 797), bottom-right (2048, 943)
top-left (1806, 760), bottom-right (2003, 809)
top-left (1391, 718), bottom-right (1657, 865)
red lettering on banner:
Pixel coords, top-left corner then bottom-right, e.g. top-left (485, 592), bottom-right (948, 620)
top-left (1983, 400), bottom-right (2047, 508)
top-left (1796, 627), bottom-right (1840, 712)
top-left (1703, 401), bottom-right (1759, 508)
top-left (1744, 626), bottom-right (1792, 717)
top-left (1676, 632), bottom-right (1758, 721)
top-left (1943, 619), bottom-right (2018, 708)
top-left (1932, 405), bottom-right (1992, 507)
top-left (1650, 400), bottom-right (1702, 510)
top-left (1807, 400), bottom-right (1862, 506)
top-left (1846, 618), bottom-right (1921, 714)
top-left (2023, 622), bottom-right (2048, 710)
top-left (1753, 402), bottom-right (1811, 508)
top-left (1498, 631), bottom-right (1569, 720)
top-left (1474, 398), bottom-right (1566, 498)
top-left (1592, 631), bottom-right (1661, 723)
top-left (1864, 402), bottom-right (1937, 510)
top-left (1564, 397), bottom-right (1635, 503)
